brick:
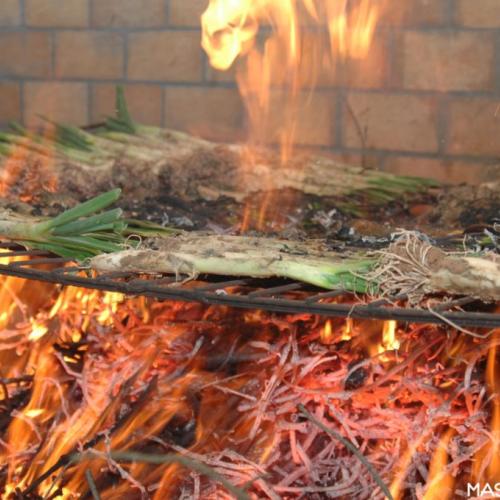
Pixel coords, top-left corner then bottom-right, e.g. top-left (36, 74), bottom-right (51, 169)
top-left (381, 0), bottom-right (448, 26)
top-left (55, 31), bottom-right (124, 79)
top-left (92, 0), bottom-right (166, 28)
top-left (128, 31), bottom-right (202, 82)
top-left (335, 33), bottom-right (389, 89)
top-left (447, 98), bottom-right (500, 156)
top-left (0, 33), bottom-right (52, 78)
top-left (400, 31), bottom-right (494, 91)
top-left (169, 0), bottom-right (207, 26)
top-left (325, 149), bottom-right (381, 169)
top-left (383, 156), bottom-right (495, 185)
top-left (25, 0), bottom-right (89, 28)
top-left (91, 84), bottom-right (163, 126)
top-left (0, 83), bottom-right (21, 125)
top-left (164, 87), bottom-right (245, 141)
top-left (0, 0), bottom-right (21, 26)
top-left (456, 0), bottom-right (500, 28)
top-left (24, 82), bottom-right (88, 127)
top-left (343, 92), bottom-right (439, 153)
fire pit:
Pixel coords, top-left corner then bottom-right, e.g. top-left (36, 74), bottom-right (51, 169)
top-left (0, 0), bottom-right (499, 499)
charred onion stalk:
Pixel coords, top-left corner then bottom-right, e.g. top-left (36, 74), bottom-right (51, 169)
top-left (0, 86), bottom-right (439, 212)
top-left (89, 231), bottom-right (500, 300)
top-left (91, 233), bottom-right (377, 293)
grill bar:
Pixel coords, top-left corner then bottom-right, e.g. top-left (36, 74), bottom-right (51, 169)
top-left (0, 244), bottom-right (498, 328)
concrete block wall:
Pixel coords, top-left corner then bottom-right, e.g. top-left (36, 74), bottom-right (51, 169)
top-left (0, 0), bottom-right (499, 184)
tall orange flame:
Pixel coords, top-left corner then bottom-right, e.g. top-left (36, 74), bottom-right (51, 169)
top-left (471, 330), bottom-right (500, 483)
top-left (202, 0), bottom-right (381, 161)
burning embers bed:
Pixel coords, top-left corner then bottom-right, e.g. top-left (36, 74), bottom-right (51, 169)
top-left (0, 266), bottom-right (498, 499)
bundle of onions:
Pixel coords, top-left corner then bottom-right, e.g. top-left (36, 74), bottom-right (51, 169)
top-left (1, 190), bottom-right (497, 300)
top-left (0, 188), bottom-right (377, 292)
top-left (0, 189), bottom-right (127, 260)
top-left (0, 86), bottom-right (439, 214)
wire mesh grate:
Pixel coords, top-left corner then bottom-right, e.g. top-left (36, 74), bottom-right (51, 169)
top-left (0, 243), bottom-right (498, 328)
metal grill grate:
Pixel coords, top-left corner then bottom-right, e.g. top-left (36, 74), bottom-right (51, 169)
top-left (0, 243), bottom-right (498, 328)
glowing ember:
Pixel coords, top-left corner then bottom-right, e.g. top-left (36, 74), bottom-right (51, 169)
top-left (23, 409), bottom-right (44, 419)
top-left (27, 321), bottom-right (48, 342)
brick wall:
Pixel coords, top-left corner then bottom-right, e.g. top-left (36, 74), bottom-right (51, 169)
top-left (0, 0), bottom-right (499, 184)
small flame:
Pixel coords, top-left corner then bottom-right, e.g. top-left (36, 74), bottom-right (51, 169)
top-left (423, 429), bottom-right (455, 500)
top-left (341, 318), bottom-right (353, 341)
top-left (320, 318), bottom-right (353, 344)
top-left (97, 292), bottom-right (125, 325)
top-left (327, 0), bottom-right (379, 59)
top-left (379, 320), bottom-right (400, 353)
top-left (320, 319), bottom-right (333, 344)
top-left (2, 484), bottom-right (16, 499)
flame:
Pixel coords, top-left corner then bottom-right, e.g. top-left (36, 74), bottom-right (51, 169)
top-left (201, 0), bottom-right (381, 216)
top-left (422, 428), bottom-right (455, 500)
top-left (472, 330), bottom-right (500, 483)
top-left (202, 0), bottom-right (381, 158)
top-left (389, 430), bottom-right (430, 499)
top-left (202, 0), bottom-right (381, 229)
top-left (320, 319), bottom-right (333, 344)
top-left (327, 0), bottom-right (379, 59)
top-left (486, 332), bottom-right (499, 481)
top-left (379, 319), bottom-right (400, 353)
top-left (97, 292), bottom-right (125, 325)
top-left (202, 0), bottom-right (380, 71)
top-left (341, 317), bottom-right (353, 341)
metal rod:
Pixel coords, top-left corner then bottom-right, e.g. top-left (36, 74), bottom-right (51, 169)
top-left (0, 263), bottom-right (497, 327)
top-left (248, 282), bottom-right (303, 298)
